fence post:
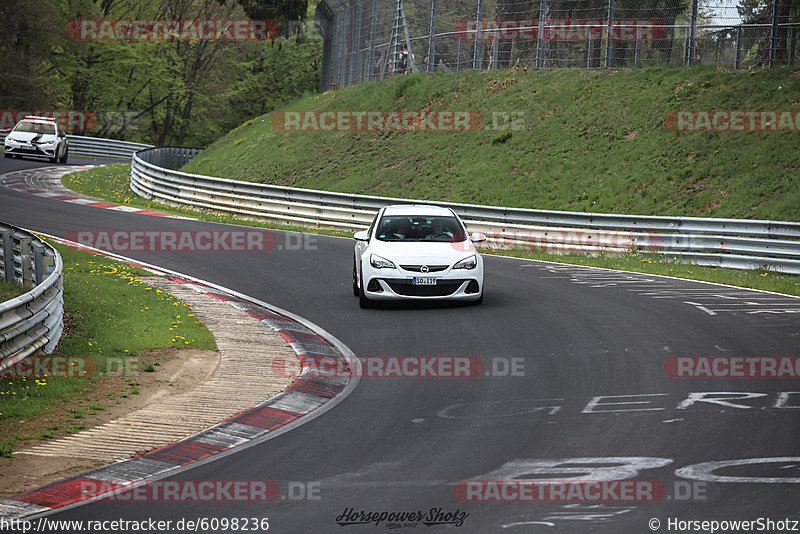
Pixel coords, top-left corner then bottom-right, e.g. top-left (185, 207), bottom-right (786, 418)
top-left (368, 0), bottom-right (378, 80)
top-left (491, 33), bottom-right (499, 69)
top-left (536, 0), bottom-right (546, 69)
top-left (473, 0), bottom-right (484, 69)
top-left (683, 25), bottom-right (690, 65)
top-left (790, 27), bottom-right (797, 66)
top-left (687, 0), bottom-right (698, 65)
top-left (604, 0), bottom-right (615, 68)
top-left (1, 230), bottom-right (12, 282)
top-left (354, 0), bottom-right (364, 83)
top-left (735, 26), bottom-right (743, 69)
top-left (457, 38), bottom-right (464, 70)
top-left (337, 5), bottom-right (347, 86)
top-left (634, 38), bottom-right (641, 66)
top-left (427, 0), bottom-right (438, 73)
top-left (769, 0), bottom-right (780, 66)
top-left (19, 237), bottom-right (33, 291)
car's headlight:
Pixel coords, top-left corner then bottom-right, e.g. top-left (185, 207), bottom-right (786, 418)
top-left (370, 253), bottom-right (396, 269)
top-left (38, 141), bottom-right (55, 146)
top-left (453, 255), bottom-right (477, 270)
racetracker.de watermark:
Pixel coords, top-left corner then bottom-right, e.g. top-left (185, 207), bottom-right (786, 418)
top-left (664, 110), bottom-right (800, 132)
top-left (453, 480), bottom-right (667, 502)
top-left (66, 230), bottom-right (317, 253)
top-left (271, 110), bottom-right (484, 132)
top-left (665, 356), bottom-right (800, 378)
top-left (1, 356), bottom-right (96, 378)
top-left (80, 480), bottom-right (320, 502)
top-left (67, 19), bottom-right (280, 41)
top-left (453, 19), bottom-right (666, 41)
top-left (270, 356), bottom-right (525, 379)
top-left (1, 110), bottom-right (97, 133)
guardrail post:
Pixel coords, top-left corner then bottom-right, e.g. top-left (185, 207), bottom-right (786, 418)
top-left (33, 244), bottom-right (45, 286)
top-left (19, 237), bottom-right (33, 291)
top-left (44, 254), bottom-right (55, 276)
top-left (1, 230), bottom-right (12, 282)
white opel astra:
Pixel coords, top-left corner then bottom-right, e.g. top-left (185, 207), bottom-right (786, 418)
top-left (353, 205), bottom-right (486, 307)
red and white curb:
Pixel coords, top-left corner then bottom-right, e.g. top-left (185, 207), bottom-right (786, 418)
top-left (0, 166), bottom-right (190, 219)
top-left (0, 235), bottom-right (359, 520)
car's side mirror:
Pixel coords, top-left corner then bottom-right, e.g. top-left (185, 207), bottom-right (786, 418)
top-left (58, 131), bottom-right (65, 137)
top-left (353, 230), bottom-right (369, 241)
top-left (471, 232), bottom-right (487, 243)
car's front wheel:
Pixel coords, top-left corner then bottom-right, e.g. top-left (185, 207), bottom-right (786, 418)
top-left (59, 146), bottom-right (68, 163)
top-left (358, 273), bottom-right (372, 309)
top-left (3, 152), bottom-right (9, 158)
top-left (352, 263), bottom-right (360, 297)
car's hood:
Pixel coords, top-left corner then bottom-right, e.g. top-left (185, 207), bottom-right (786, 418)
top-left (6, 132), bottom-right (56, 143)
top-left (370, 240), bottom-right (476, 263)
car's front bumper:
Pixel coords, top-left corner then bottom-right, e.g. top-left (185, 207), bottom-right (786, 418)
top-left (4, 142), bottom-right (57, 158)
top-left (362, 274), bottom-right (483, 301)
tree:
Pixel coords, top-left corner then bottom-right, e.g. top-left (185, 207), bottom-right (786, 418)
top-left (220, 0), bottom-right (309, 22)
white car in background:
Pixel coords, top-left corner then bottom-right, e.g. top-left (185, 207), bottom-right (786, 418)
top-left (353, 205), bottom-right (486, 307)
top-left (3, 116), bottom-right (69, 163)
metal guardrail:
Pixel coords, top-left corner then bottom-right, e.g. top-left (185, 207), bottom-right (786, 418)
top-left (0, 223), bottom-right (64, 371)
top-left (0, 132), bottom-right (152, 159)
top-left (131, 146), bottom-right (800, 274)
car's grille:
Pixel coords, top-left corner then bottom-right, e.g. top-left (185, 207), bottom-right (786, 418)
top-left (384, 279), bottom-right (465, 297)
top-left (399, 264), bottom-right (448, 273)
top-left (10, 147), bottom-right (44, 154)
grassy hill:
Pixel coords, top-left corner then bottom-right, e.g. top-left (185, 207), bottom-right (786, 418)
top-left (182, 66), bottom-right (800, 221)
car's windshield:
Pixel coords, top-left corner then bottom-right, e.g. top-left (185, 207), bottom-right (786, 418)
top-left (375, 215), bottom-right (466, 242)
top-left (14, 121), bottom-right (55, 135)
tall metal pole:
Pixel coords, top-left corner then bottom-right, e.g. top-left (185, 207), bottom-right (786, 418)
top-left (536, 0), bottom-right (546, 69)
top-left (354, 1), bottom-right (363, 83)
top-left (368, 0), bottom-right (378, 80)
top-left (399, 0), bottom-right (416, 72)
top-left (735, 26), bottom-right (743, 69)
top-left (427, 0), bottom-right (438, 73)
top-left (473, 0), bottom-right (484, 70)
top-left (687, 0), bottom-right (698, 65)
top-left (604, 0), bottom-right (615, 68)
top-left (769, 0), bottom-right (781, 66)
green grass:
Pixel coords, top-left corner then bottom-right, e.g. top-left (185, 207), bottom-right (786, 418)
top-left (182, 65), bottom-right (800, 221)
top-left (64, 163), bottom-right (354, 239)
top-left (61, 66), bottom-right (800, 299)
top-left (0, 280), bottom-right (25, 302)
top-left (0, 243), bottom-right (217, 456)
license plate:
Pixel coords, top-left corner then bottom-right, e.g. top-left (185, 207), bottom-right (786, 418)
top-left (412, 277), bottom-right (437, 286)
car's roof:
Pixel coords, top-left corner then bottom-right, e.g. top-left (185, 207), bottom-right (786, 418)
top-left (24, 115), bottom-right (57, 121)
top-left (382, 204), bottom-right (454, 217)
top-left (18, 118), bottom-right (58, 127)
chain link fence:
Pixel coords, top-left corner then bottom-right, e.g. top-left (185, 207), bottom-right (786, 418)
top-left (314, 0), bottom-right (800, 90)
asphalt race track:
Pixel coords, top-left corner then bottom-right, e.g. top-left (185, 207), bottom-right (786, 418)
top-left (1, 156), bottom-right (800, 533)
